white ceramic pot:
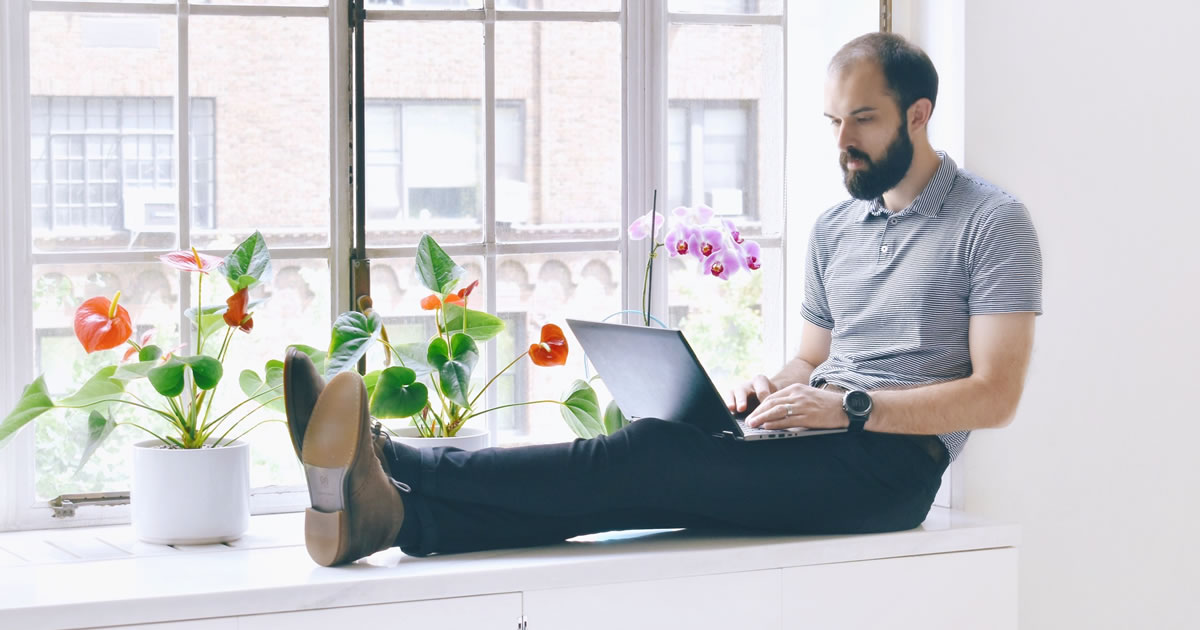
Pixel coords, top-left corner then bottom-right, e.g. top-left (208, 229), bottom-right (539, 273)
top-left (131, 439), bottom-right (251, 545)
top-left (389, 426), bottom-right (490, 451)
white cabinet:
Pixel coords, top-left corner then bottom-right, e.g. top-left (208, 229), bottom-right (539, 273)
top-left (236, 593), bottom-right (521, 630)
top-left (781, 548), bottom-right (1018, 630)
top-left (101, 620), bottom-right (236, 630)
top-left (524, 569), bottom-right (781, 630)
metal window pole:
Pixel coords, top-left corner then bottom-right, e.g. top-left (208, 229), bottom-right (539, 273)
top-left (350, 0), bottom-right (371, 374)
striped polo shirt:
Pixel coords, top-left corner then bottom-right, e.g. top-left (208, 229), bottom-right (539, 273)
top-left (802, 152), bottom-right (1043, 463)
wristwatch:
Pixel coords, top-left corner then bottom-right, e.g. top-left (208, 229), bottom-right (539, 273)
top-left (842, 390), bottom-right (873, 432)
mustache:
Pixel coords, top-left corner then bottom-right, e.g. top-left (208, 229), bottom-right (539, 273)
top-left (841, 147), bottom-right (872, 166)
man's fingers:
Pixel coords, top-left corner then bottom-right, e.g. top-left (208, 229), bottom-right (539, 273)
top-left (752, 376), bottom-right (774, 405)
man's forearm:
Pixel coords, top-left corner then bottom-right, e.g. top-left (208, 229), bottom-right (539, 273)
top-left (770, 357), bottom-right (819, 390)
top-left (866, 376), bottom-right (1020, 434)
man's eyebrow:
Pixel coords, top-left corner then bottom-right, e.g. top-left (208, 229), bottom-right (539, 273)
top-left (823, 107), bottom-right (878, 119)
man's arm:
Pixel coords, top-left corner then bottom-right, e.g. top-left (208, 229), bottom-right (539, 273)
top-left (727, 321), bottom-right (831, 413)
top-left (866, 312), bottom-right (1036, 433)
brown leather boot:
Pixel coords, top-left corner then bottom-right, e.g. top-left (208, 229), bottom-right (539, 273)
top-left (301, 371), bottom-right (408, 567)
top-left (285, 348), bottom-right (395, 479)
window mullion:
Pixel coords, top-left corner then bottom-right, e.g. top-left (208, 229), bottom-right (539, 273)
top-left (483, 0), bottom-right (498, 443)
top-left (0, 0), bottom-right (36, 531)
top-left (329, 0), bottom-right (353, 322)
top-left (175, 0), bottom-right (193, 355)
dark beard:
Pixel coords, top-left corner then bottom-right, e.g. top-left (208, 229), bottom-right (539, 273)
top-left (840, 121), bottom-right (914, 201)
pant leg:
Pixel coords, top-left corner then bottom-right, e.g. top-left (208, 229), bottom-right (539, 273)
top-left (384, 418), bottom-right (948, 556)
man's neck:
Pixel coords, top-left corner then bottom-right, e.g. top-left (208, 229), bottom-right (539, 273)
top-left (881, 145), bottom-right (941, 212)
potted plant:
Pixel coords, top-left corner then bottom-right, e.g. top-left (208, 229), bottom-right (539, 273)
top-left (0, 232), bottom-right (282, 544)
top-left (303, 234), bottom-right (581, 451)
top-left (560, 203), bottom-right (762, 439)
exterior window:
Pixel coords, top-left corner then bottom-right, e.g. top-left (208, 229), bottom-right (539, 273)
top-left (365, 100), bottom-right (525, 224)
top-left (667, 100), bottom-right (755, 217)
top-left (30, 96), bottom-right (216, 235)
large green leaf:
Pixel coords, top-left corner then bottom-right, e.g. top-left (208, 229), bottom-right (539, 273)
top-left (238, 360), bottom-right (285, 413)
top-left (76, 410), bottom-right (117, 475)
top-left (57, 366), bottom-right (125, 412)
top-left (148, 355), bottom-right (223, 397)
top-left (603, 399), bottom-right (630, 436)
top-left (415, 233), bottom-right (466, 294)
top-left (559, 379), bottom-right (604, 439)
top-left (326, 310), bottom-right (384, 377)
top-left (185, 304), bottom-right (230, 341)
top-left (442, 304), bottom-right (506, 342)
top-left (0, 377), bottom-right (54, 449)
top-left (221, 231), bottom-right (273, 291)
top-left (427, 333), bottom-right (478, 407)
top-left (363, 369), bottom-right (381, 400)
top-left (139, 345), bottom-right (163, 362)
top-left (370, 366), bottom-right (429, 419)
top-left (389, 342), bottom-right (433, 378)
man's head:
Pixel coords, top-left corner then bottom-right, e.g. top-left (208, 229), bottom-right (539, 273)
top-left (824, 33), bottom-right (939, 200)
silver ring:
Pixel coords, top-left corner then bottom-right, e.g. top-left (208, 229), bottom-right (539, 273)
top-left (784, 404), bottom-right (792, 417)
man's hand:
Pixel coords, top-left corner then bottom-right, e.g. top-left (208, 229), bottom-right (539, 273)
top-left (744, 384), bottom-right (847, 430)
top-left (726, 374), bottom-right (779, 414)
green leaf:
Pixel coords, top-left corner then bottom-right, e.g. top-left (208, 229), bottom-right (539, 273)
top-left (288, 344), bottom-right (328, 375)
top-left (427, 333), bottom-right (478, 407)
top-left (185, 304), bottom-right (231, 341)
top-left (76, 410), bottom-right (117, 475)
top-left (442, 304), bottom-right (506, 342)
top-left (113, 360), bottom-right (158, 382)
top-left (326, 310), bottom-right (384, 377)
top-left (559, 379), bottom-right (604, 439)
top-left (0, 376), bottom-right (55, 449)
top-left (369, 366), bottom-right (429, 419)
top-left (239, 361), bottom-right (284, 413)
top-left (363, 370), bottom-right (381, 400)
top-left (389, 342), bottom-right (433, 378)
top-left (239, 369), bottom-right (264, 399)
top-left (603, 399), bottom-right (630, 436)
top-left (148, 357), bottom-right (187, 397)
top-left (139, 345), bottom-right (163, 362)
top-left (182, 355), bottom-right (223, 390)
top-left (221, 230), bottom-right (273, 291)
top-left (415, 233), bottom-right (466, 294)
top-left (58, 366), bottom-right (125, 412)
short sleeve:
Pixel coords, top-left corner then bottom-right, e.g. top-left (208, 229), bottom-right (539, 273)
top-left (968, 202), bottom-right (1043, 315)
top-left (801, 227), bottom-right (835, 329)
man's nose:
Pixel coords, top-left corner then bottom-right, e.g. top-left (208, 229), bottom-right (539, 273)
top-left (835, 125), bottom-right (855, 152)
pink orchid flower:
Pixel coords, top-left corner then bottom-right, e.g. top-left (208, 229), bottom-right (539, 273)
top-left (703, 246), bottom-right (743, 280)
top-left (722, 218), bottom-right (744, 245)
top-left (627, 210), bottom-right (665, 241)
top-left (671, 204), bottom-right (716, 226)
top-left (739, 239), bottom-right (762, 271)
top-left (696, 226), bottom-right (726, 259)
top-left (665, 222), bottom-right (699, 257)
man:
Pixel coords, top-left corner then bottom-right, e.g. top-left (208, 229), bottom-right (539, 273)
top-left (285, 32), bottom-right (1042, 567)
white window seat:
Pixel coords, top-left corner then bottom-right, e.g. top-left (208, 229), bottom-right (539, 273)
top-left (0, 507), bottom-right (1018, 630)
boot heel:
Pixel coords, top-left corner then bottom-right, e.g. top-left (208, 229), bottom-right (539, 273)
top-left (305, 507), bottom-right (349, 567)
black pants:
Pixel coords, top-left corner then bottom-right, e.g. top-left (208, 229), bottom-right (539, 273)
top-left (381, 418), bottom-right (949, 557)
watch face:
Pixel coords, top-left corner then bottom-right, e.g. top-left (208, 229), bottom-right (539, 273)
top-left (845, 391), bottom-right (872, 416)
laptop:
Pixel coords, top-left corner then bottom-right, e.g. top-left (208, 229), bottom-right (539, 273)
top-left (566, 319), bottom-right (847, 441)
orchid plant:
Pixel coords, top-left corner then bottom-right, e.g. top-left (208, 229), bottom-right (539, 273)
top-left (558, 203), bottom-right (764, 440)
top-left (0, 232), bottom-right (282, 470)
top-left (308, 234), bottom-right (588, 438)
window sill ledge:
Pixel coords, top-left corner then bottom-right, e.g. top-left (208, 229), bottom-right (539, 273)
top-left (0, 507), bottom-right (1018, 629)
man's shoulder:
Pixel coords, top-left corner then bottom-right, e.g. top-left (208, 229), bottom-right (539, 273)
top-left (813, 198), bottom-right (864, 228)
top-left (946, 168), bottom-right (1026, 217)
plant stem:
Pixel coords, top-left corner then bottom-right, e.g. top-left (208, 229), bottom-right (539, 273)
top-left (219, 419), bottom-right (286, 448)
top-left (463, 399), bottom-right (564, 421)
top-left (207, 396), bottom-right (283, 446)
top-left (468, 351), bottom-right (528, 409)
top-left (115, 421), bottom-right (172, 446)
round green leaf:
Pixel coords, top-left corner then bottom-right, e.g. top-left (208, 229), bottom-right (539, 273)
top-left (148, 357), bottom-right (187, 397)
top-left (182, 355), bottom-right (223, 390)
top-left (370, 366), bottom-right (429, 419)
top-left (326, 310), bottom-right (384, 377)
top-left (442, 304), bottom-right (506, 341)
top-left (0, 376), bottom-right (54, 449)
top-left (427, 334), bottom-right (478, 407)
top-left (603, 399), bottom-right (630, 436)
top-left (221, 230), bottom-right (273, 292)
top-left (560, 379), bottom-right (604, 439)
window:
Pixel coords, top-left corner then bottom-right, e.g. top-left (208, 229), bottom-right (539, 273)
top-left (30, 96), bottom-right (217, 238)
top-left (668, 100), bottom-right (756, 217)
top-left (0, 1), bottom-right (887, 531)
top-left (365, 100), bottom-right (524, 224)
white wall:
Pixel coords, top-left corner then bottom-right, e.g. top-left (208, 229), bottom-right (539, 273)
top-left (908, 1), bottom-right (1200, 627)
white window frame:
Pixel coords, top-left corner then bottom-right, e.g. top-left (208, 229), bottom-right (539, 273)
top-left (0, 0), bottom-right (809, 531)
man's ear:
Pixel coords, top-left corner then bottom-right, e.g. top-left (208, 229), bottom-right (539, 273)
top-left (907, 97), bottom-right (934, 133)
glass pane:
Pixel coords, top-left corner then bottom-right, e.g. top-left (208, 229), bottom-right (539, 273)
top-left (29, 13), bottom-right (178, 252)
top-left (365, 22), bottom-right (484, 246)
top-left (495, 21), bottom-right (621, 242)
top-left (364, 0), bottom-right (482, 9)
top-left (666, 247), bottom-right (781, 397)
top-left (496, 251), bottom-right (621, 446)
top-left (199, 258), bottom-right (332, 489)
top-left (669, 0), bottom-right (783, 15)
top-left (32, 263), bottom-right (180, 499)
top-left (669, 23), bottom-right (784, 237)
top-left (503, 0), bottom-right (618, 9)
top-left (204, 1), bottom-right (328, 6)
top-left (190, 16), bottom-right (330, 248)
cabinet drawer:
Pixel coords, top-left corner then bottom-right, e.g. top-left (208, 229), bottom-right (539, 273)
top-left (235, 593), bottom-right (521, 629)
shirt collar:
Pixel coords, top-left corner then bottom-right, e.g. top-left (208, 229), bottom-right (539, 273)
top-left (859, 152), bottom-right (958, 221)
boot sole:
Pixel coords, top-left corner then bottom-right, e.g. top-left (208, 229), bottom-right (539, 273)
top-left (301, 371), bottom-right (367, 567)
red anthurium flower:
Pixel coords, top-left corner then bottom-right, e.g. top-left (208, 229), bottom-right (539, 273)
top-left (223, 288), bottom-right (254, 333)
top-left (75, 292), bottom-right (134, 354)
top-left (159, 247), bottom-right (223, 274)
top-left (420, 294), bottom-right (442, 310)
top-left (529, 324), bottom-right (569, 367)
top-left (456, 280), bottom-right (479, 302)
top-left (444, 293), bottom-right (464, 307)
top-left (122, 327), bottom-right (158, 363)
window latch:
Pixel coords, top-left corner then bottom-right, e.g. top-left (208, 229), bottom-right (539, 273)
top-left (48, 492), bottom-right (130, 518)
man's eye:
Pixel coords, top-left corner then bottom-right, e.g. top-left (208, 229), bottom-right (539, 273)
top-left (856, 117), bottom-right (872, 124)
top-left (829, 119), bottom-right (841, 127)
